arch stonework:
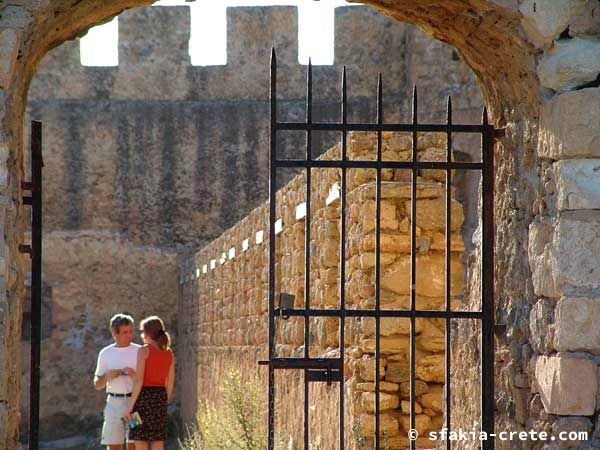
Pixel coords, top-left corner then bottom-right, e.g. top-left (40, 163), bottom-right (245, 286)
top-left (1, 1), bottom-right (599, 448)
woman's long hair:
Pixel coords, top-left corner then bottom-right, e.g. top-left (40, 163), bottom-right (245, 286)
top-left (140, 315), bottom-right (171, 351)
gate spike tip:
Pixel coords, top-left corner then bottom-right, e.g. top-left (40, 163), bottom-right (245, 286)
top-left (446, 96), bottom-right (452, 122)
top-left (412, 85), bottom-right (418, 123)
top-left (270, 47), bottom-right (276, 64)
top-left (482, 105), bottom-right (489, 125)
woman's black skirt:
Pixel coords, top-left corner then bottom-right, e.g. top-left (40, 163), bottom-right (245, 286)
top-left (129, 386), bottom-right (168, 442)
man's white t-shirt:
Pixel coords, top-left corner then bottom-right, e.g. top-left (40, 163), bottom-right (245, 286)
top-left (95, 343), bottom-right (141, 394)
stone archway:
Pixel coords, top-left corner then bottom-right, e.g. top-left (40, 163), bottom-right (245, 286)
top-left (2, 1), bottom-right (599, 449)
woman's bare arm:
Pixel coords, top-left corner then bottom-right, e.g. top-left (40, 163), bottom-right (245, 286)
top-left (166, 355), bottom-right (175, 402)
top-left (128, 346), bottom-right (149, 413)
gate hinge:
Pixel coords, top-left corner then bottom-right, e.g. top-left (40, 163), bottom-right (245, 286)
top-left (19, 244), bottom-right (32, 255)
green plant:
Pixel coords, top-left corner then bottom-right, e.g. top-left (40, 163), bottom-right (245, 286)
top-left (178, 368), bottom-right (266, 450)
top-left (351, 420), bottom-right (368, 450)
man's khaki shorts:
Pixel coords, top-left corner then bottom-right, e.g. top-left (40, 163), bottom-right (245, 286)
top-left (101, 395), bottom-right (132, 445)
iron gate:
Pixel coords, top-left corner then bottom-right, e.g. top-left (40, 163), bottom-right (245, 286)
top-left (21, 120), bottom-right (44, 450)
top-left (259, 49), bottom-right (497, 450)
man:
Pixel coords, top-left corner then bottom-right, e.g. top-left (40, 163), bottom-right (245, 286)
top-left (94, 313), bottom-right (140, 450)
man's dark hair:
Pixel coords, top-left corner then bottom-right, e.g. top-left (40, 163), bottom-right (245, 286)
top-left (110, 313), bottom-right (134, 334)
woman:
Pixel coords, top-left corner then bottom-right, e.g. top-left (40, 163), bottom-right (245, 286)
top-left (126, 316), bottom-right (175, 450)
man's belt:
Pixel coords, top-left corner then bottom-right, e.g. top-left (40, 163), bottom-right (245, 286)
top-left (108, 392), bottom-right (132, 397)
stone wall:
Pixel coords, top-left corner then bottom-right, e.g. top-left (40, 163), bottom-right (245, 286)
top-left (27, 5), bottom-right (482, 248)
top-left (524, 2), bottom-right (600, 445)
top-left (19, 231), bottom-right (179, 439)
top-left (181, 130), bottom-right (467, 449)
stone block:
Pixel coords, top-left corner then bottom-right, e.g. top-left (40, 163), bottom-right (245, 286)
top-left (519, 0), bottom-right (589, 48)
top-left (399, 413), bottom-right (432, 433)
top-left (529, 214), bottom-right (600, 297)
top-left (356, 413), bottom-right (400, 437)
top-left (554, 159), bottom-right (600, 210)
top-left (419, 384), bottom-right (444, 413)
top-left (399, 380), bottom-right (429, 399)
top-left (360, 336), bottom-right (409, 355)
top-left (570, 1), bottom-right (600, 37)
top-left (538, 87), bottom-right (600, 159)
top-left (405, 197), bottom-right (463, 231)
top-left (553, 297), bottom-right (600, 354)
top-left (529, 298), bottom-right (556, 354)
top-left (381, 253), bottom-right (464, 298)
top-left (535, 355), bottom-right (597, 415)
top-left (538, 37), bottom-right (600, 92)
top-left (360, 391), bottom-right (400, 412)
top-left (358, 355), bottom-right (386, 381)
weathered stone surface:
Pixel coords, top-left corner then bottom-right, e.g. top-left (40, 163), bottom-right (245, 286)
top-left (415, 354), bottom-right (445, 383)
top-left (551, 416), bottom-right (593, 442)
top-left (529, 214), bottom-right (600, 297)
top-left (553, 159), bottom-right (600, 211)
top-left (538, 37), bottom-right (600, 92)
top-left (358, 355), bottom-right (387, 381)
top-left (356, 381), bottom-right (400, 393)
top-left (399, 413), bottom-right (432, 433)
top-left (360, 336), bottom-right (410, 355)
top-left (399, 380), bottom-right (429, 399)
top-left (381, 253), bottom-right (464, 297)
top-left (356, 413), bottom-right (400, 437)
top-left (570, 1), bottom-right (600, 37)
top-left (535, 355), bottom-right (598, 415)
top-left (519, 0), bottom-right (589, 48)
top-left (400, 400), bottom-right (422, 414)
top-left (360, 317), bottom-right (420, 337)
top-left (360, 391), bottom-right (400, 412)
top-left (528, 219), bottom-right (560, 297)
top-left (529, 298), bottom-right (556, 354)
top-left (553, 297), bottom-right (600, 354)
top-left (385, 360), bottom-right (410, 383)
top-left (538, 87), bottom-right (600, 159)
top-left (0, 29), bottom-right (19, 89)
top-left (354, 180), bottom-right (446, 200)
top-left (419, 384), bottom-right (444, 413)
top-left (405, 197), bottom-right (463, 231)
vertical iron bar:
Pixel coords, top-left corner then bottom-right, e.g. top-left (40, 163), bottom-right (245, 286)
top-left (268, 48), bottom-right (277, 450)
top-left (444, 97), bottom-right (452, 450)
top-left (374, 74), bottom-right (383, 450)
top-left (304, 59), bottom-right (313, 450)
top-left (339, 65), bottom-right (347, 450)
top-left (409, 86), bottom-right (417, 450)
top-left (28, 120), bottom-right (42, 450)
top-left (481, 107), bottom-right (495, 450)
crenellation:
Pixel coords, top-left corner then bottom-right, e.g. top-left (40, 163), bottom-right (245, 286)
top-left (227, 6), bottom-right (298, 67)
top-left (118, 6), bottom-right (191, 67)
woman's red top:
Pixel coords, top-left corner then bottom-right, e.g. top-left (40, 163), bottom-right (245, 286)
top-left (142, 344), bottom-right (173, 387)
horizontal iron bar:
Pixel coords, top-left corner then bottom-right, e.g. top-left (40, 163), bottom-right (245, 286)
top-left (275, 308), bottom-right (483, 319)
top-left (276, 122), bottom-right (495, 134)
top-left (23, 196), bottom-right (33, 205)
top-left (258, 358), bottom-right (343, 370)
top-left (274, 160), bottom-right (483, 170)
top-left (306, 369), bottom-right (343, 383)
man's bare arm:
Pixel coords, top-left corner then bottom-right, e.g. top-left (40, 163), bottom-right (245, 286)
top-left (94, 370), bottom-right (121, 390)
